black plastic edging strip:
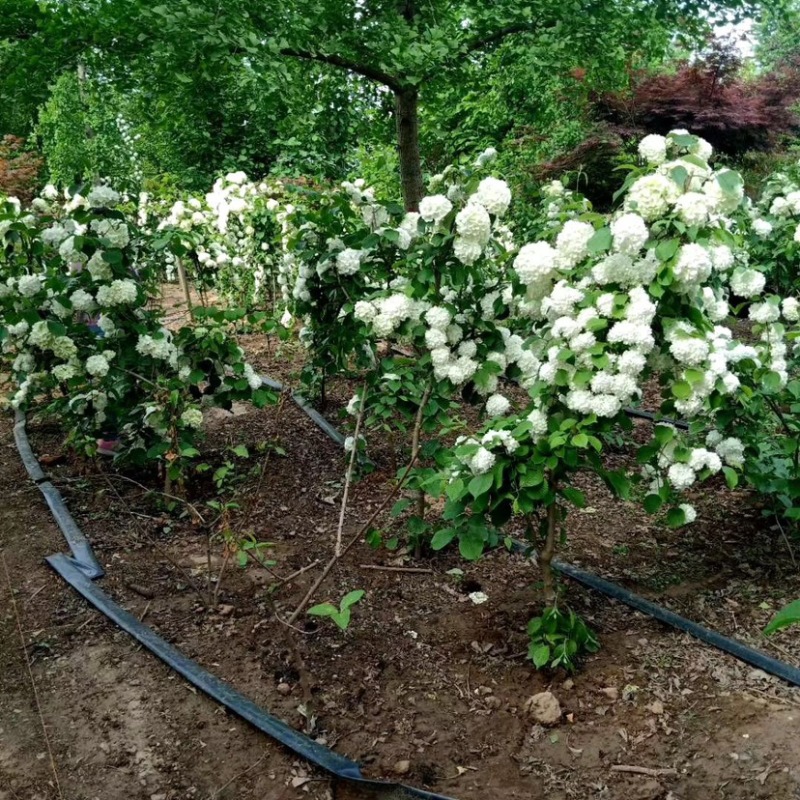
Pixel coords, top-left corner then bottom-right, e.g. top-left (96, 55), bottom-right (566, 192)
top-left (46, 552), bottom-right (458, 799)
top-left (261, 376), bottom-right (345, 446)
top-left (13, 411), bottom-right (47, 483)
top-left (552, 558), bottom-right (800, 686)
top-left (623, 407), bottom-right (689, 430)
top-left (14, 412), bottom-right (104, 579)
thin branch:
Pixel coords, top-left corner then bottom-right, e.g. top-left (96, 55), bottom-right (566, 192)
top-left (2, 553), bottom-right (65, 800)
top-left (462, 20), bottom-right (550, 54)
top-left (336, 384), bottom-right (368, 557)
top-left (286, 382), bottom-right (432, 626)
top-left (280, 48), bottom-right (404, 93)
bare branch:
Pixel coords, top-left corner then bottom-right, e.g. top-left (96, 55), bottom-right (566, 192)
top-left (280, 48), bottom-right (404, 93)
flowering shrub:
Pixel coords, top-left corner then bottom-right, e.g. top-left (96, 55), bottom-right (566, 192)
top-left (0, 186), bottom-right (275, 489)
top-left (149, 171), bottom-right (282, 310)
top-left (414, 131), bottom-right (800, 667)
top-left (743, 159), bottom-right (800, 297)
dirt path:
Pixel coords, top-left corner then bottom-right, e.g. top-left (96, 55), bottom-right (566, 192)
top-left (0, 417), bottom-right (393, 800)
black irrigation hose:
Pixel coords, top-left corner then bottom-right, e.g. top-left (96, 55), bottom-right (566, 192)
top-left (552, 558), bottom-right (800, 686)
top-left (623, 407), bottom-right (689, 430)
top-left (261, 376), bottom-right (345, 446)
top-left (12, 410), bottom-right (456, 800)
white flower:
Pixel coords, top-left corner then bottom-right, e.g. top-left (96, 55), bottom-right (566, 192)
top-left (180, 408), bottom-right (204, 429)
top-left (87, 186), bottom-right (121, 208)
top-left (674, 192), bottom-right (711, 227)
top-left (96, 279), bottom-right (137, 307)
top-left (610, 213), bottom-right (648, 255)
top-left (90, 219), bottom-right (130, 249)
top-left (750, 218), bottom-right (772, 239)
top-left (485, 394), bottom-right (511, 417)
top-left (418, 194), bottom-right (453, 224)
top-left (679, 503), bottom-right (697, 524)
top-left (470, 446), bottom-right (496, 475)
top-left (455, 202), bottom-right (491, 244)
top-left (555, 220), bottom-right (594, 267)
top-left (53, 363), bottom-right (76, 381)
top-left (70, 288), bottom-right (96, 312)
top-left (475, 147), bottom-right (498, 167)
top-left (749, 302), bottom-right (780, 324)
top-left (474, 177), bottom-right (511, 217)
top-left (468, 591), bottom-right (489, 605)
top-left (87, 250), bottom-right (112, 281)
top-left (17, 274), bottom-right (43, 297)
top-left (673, 244), bottom-right (712, 286)
top-left (346, 395), bottom-right (361, 416)
top-left (795, 223), bottom-right (800, 244)
top-left (425, 306), bottom-right (451, 330)
top-left (638, 134), bottom-right (668, 165)
top-left (625, 173), bottom-right (679, 220)
top-left (425, 328), bottom-right (448, 349)
top-left (668, 462), bottom-right (696, 490)
top-left (669, 337), bottom-right (709, 365)
top-left (709, 245), bottom-right (734, 272)
top-left (243, 363), bottom-right (262, 391)
top-left (453, 237), bottom-right (483, 265)
top-left (354, 301), bottom-right (376, 323)
top-left (85, 354), bottom-right (111, 377)
top-left (336, 248), bottom-right (363, 276)
top-left (715, 437), bottom-right (745, 468)
top-left (526, 408), bottom-right (548, 437)
top-left (729, 268), bottom-right (765, 298)
top-left (513, 241), bottom-right (557, 285)
top-left (782, 297), bottom-right (799, 323)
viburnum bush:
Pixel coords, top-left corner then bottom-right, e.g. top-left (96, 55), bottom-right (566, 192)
top-left (404, 130), bottom-right (800, 668)
top-left (148, 171), bottom-right (282, 310)
top-left (742, 158), bottom-right (800, 297)
top-left (0, 185), bottom-right (276, 491)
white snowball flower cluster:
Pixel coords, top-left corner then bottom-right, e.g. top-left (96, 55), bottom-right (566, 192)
top-left (180, 408), bottom-right (204, 429)
top-left (87, 186), bottom-right (121, 208)
top-left (418, 195), bottom-right (453, 225)
top-left (91, 219), bottom-right (130, 249)
top-left (474, 177), bottom-right (512, 217)
top-left (85, 353), bottom-right (113, 378)
top-left (638, 134), bottom-right (668, 165)
top-left (336, 248), bottom-right (363, 276)
top-left (610, 213), bottom-right (649, 255)
top-left (96, 279), bottom-right (138, 307)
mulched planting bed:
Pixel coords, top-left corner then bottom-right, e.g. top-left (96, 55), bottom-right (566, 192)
top-left (21, 372), bottom-right (800, 800)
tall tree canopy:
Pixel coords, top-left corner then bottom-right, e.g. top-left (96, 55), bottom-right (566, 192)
top-left (0, 0), bottom-right (789, 204)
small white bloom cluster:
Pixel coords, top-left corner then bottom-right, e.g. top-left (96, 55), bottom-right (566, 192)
top-left (96, 279), bottom-right (138, 307)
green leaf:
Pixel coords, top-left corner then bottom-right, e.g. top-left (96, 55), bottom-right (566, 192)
top-left (571, 433), bottom-right (589, 448)
top-left (654, 425), bottom-right (674, 446)
top-left (231, 444), bottom-right (249, 458)
top-left (530, 643), bottom-right (551, 669)
top-left (561, 487), bottom-right (586, 508)
top-left (723, 467), bottom-right (738, 489)
top-left (643, 494), bottom-right (663, 514)
top-left (431, 527), bottom-right (457, 551)
top-left (459, 529), bottom-right (486, 561)
top-left (586, 227), bottom-right (612, 254)
top-left (307, 603), bottom-right (337, 618)
top-left (672, 381), bottom-right (692, 400)
top-left (764, 600), bottom-right (800, 636)
top-left (468, 472), bottom-right (494, 499)
top-left (716, 169), bottom-right (743, 196)
top-left (656, 239), bottom-right (680, 262)
top-left (390, 498), bottom-right (412, 517)
top-left (666, 507), bottom-right (686, 528)
top-left (340, 589), bottom-right (365, 611)
top-left (762, 371), bottom-right (783, 394)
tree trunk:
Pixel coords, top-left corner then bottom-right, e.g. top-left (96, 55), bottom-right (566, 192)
top-left (395, 88), bottom-right (424, 212)
top-left (540, 502), bottom-right (559, 606)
